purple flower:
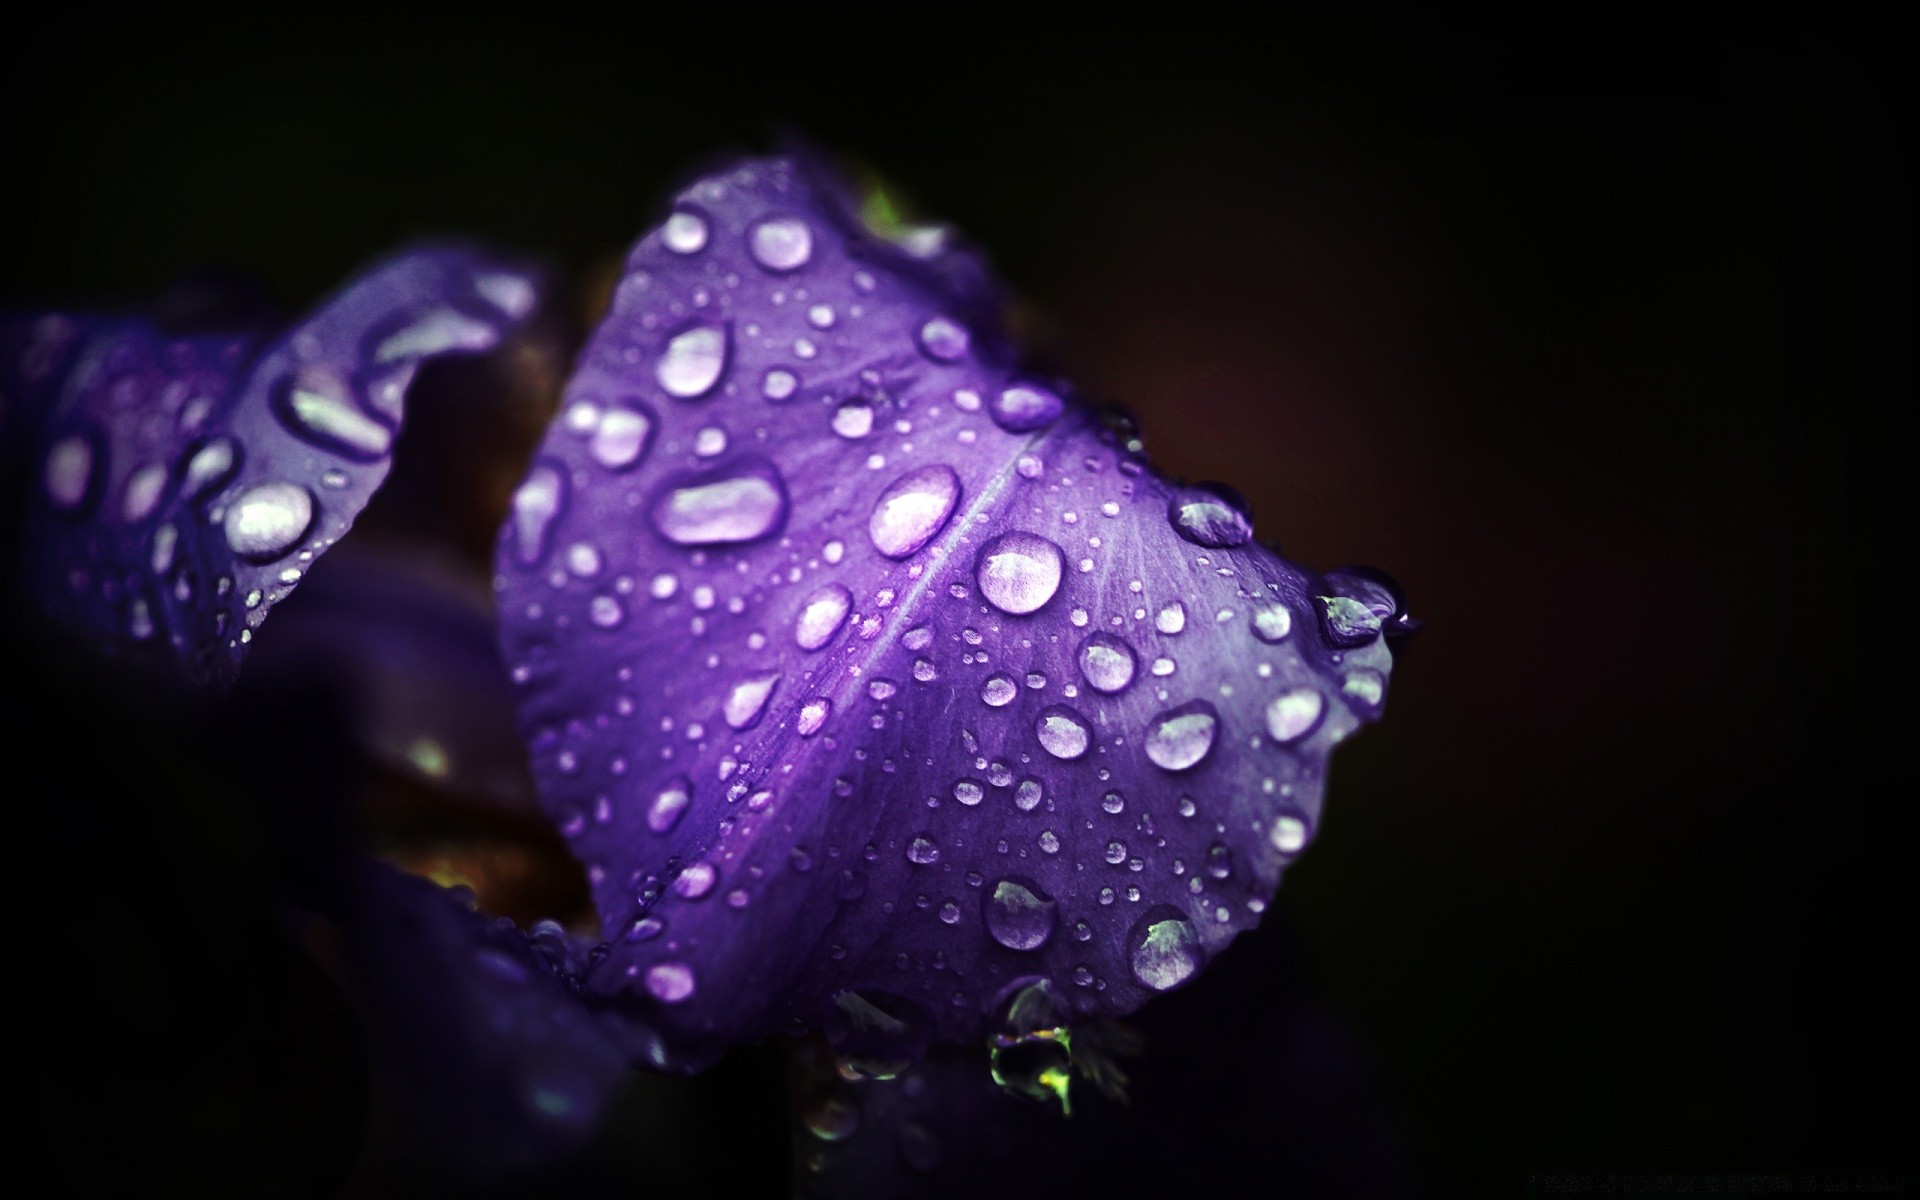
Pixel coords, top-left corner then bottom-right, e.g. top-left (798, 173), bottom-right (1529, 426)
top-left (494, 155), bottom-right (1406, 1059)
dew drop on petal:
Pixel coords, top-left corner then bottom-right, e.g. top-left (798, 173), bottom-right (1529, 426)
top-left (869, 464), bottom-right (961, 559)
top-left (44, 434), bottom-right (95, 510)
top-left (794, 583), bottom-right (853, 651)
top-left (1155, 601), bottom-right (1187, 635)
top-left (645, 962), bottom-right (696, 1003)
top-left (981, 674), bottom-right (1018, 708)
top-left (975, 531), bottom-right (1063, 615)
top-left (832, 400), bottom-right (874, 439)
top-left (590, 404), bottom-right (656, 470)
top-left (183, 437), bottom-right (240, 501)
top-left (1249, 600), bottom-right (1293, 643)
top-left (650, 460), bottom-right (788, 546)
top-left (1035, 705), bottom-right (1091, 761)
top-left (1167, 487), bottom-right (1253, 548)
top-left (511, 463), bottom-right (565, 566)
top-left (656, 325), bottom-right (729, 399)
top-left (1014, 778), bottom-right (1043, 811)
top-left (1129, 908), bottom-right (1201, 991)
top-left (1143, 700), bottom-right (1219, 771)
top-left (1264, 687), bottom-right (1324, 744)
top-left (990, 383), bottom-right (1063, 433)
top-left (984, 877), bottom-right (1057, 951)
top-left (277, 371), bottom-right (392, 460)
top-left (797, 698), bottom-right (831, 736)
top-left (724, 673), bottom-right (781, 730)
top-left (1270, 813), bottom-right (1309, 856)
top-left (1076, 631), bottom-right (1138, 694)
top-left (662, 210), bottom-right (709, 254)
top-left (648, 775), bottom-right (692, 834)
top-left (953, 779), bottom-right (985, 806)
top-left (906, 835), bottom-right (941, 865)
top-left (761, 368), bottom-right (798, 402)
top-left (916, 316), bottom-right (970, 362)
top-left (121, 463), bottom-right (167, 524)
top-left (222, 482), bottom-right (315, 563)
top-left (749, 215), bottom-right (813, 272)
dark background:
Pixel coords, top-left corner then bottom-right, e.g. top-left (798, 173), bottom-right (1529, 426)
top-left (7, 13), bottom-right (1910, 1198)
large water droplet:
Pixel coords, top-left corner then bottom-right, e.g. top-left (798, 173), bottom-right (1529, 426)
top-left (794, 583), bottom-right (853, 651)
top-left (275, 369), bottom-right (393, 460)
top-left (990, 383), bottom-right (1063, 433)
top-left (832, 399), bottom-right (874, 439)
top-left (749, 215), bottom-right (814, 272)
top-left (975, 531), bottom-right (1063, 615)
top-left (1129, 908), bottom-right (1201, 991)
top-left (981, 674), bottom-right (1018, 708)
top-left (1144, 700), bottom-right (1219, 771)
top-left (510, 462), bottom-right (565, 566)
top-left (648, 775), bottom-right (692, 834)
top-left (1155, 601), bottom-right (1187, 635)
top-left (656, 325), bottom-right (729, 399)
top-left (724, 673), bottom-right (781, 730)
top-left (1264, 687), bottom-right (1324, 743)
top-left (984, 877), bottom-right (1057, 951)
top-left (1316, 594), bottom-right (1382, 648)
top-left (1167, 486), bottom-right (1253, 548)
top-left (650, 459), bottom-right (788, 546)
top-left (44, 434), bottom-right (96, 511)
top-left (869, 464), bottom-right (960, 559)
top-left (1249, 600), bottom-right (1293, 643)
top-left (1076, 631), bottom-right (1138, 694)
top-left (662, 209), bottom-right (709, 254)
top-left (590, 402), bottom-right (656, 471)
top-left (1270, 812), bottom-right (1309, 856)
top-left (1342, 667), bottom-right (1386, 711)
top-left (1035, 705), bottom-right (1091, 761)
top-left (121, 463), bottom-right (167, 524)
top-left (222, 482), bottom-right (315, 563)
top-left (373, 309), bottom-right (500, 363)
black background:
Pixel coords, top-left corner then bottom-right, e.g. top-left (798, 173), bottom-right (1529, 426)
top-left (7, 12), bottom-right (1910, 1198)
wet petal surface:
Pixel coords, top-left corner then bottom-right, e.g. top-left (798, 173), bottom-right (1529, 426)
top-left (494, 157), bottom-right (1400, 1046)
top-left (6, 247), bottom-right (540, 686)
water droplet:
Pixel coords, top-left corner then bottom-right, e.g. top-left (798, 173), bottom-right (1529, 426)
top-left (566, 542), bottom-right (602, 577)
top-left (373, 309), bottom-right (499, 363)
top-left (590, 403), bottom-right (656, 470)
top-left (1342, 667), bottom-right (1386, 710)
top-left (510, 463), bottom-right (565, 566)
top-left (1035, 705), bottom-right (1091, 760)
top-left (1144, 700), bottom-right (1219, 771)
top-left (1129, 908), bottom-right (1201, 991)
top-left (1101, 791), bottom-right (1125, 814)
top-left (797, 699), bottom-right (830, 736)
top-left (749, 215), bottom-right (813, 272)
top-left (1264, 687), bottom-right (1324, 743)
top-left (648, 775), bottom-right (692, 834)
top-left (1076, 632), bottom-right (1138, 694)
top-left (954, 779), bottom-right (985, 806)
top-left (724, 673), bottom-right (780, 730)
top-left (656, 325), bottom-right (729, 399)
top-left (662, 209), bottom-right (709, 254)
top-left (1168, 486), bottom-right (1253, 548)
top-left (1316, 594), bottom-right (1382, 648)
top-left (832, 399), bottom-right (874, 439)
top-left (645, 962), bottom-right (696, 1003)
top-left (975, 531), bottom-right (1063, 615)
top-left (1270, 813), bottom-right (1309, 855)
top-left (1105, 840), bottom-right (1127, 864)
top-left (187, 449), bottom-right (251, 516)
top-left (121, 463), bottom-right (167, 524)
top-left (869, 464), bottom-right (961, 559)
top-left (916, 316), bottom-right (970, 362)
top-left (981, 674), bottom-right (1018, 708)
top-left (276, 370), bottom-right (391, 460)
top-left (912, 658), bottom-right (937, 683)
top-left (43, 434), bottom-right (94, 511)
top-left (1206, 844), bottom-right (1232, 879)
top-left (1249, 600), bottom-right (1293, 643)
top-left (984, 877), bottom-right (1057, 951)
top-left (794, 583), bottom-right (852, 651)
top-left (650, 459), bottom-right (788, 546)
top-left (907, 835), bottom-right (941, 865)
top-left (991, 383), bottom-right (1063, 433)
top-left (761, 368), bottom-right (799, 402)
top-left (589, 595), bottom-right (625, 628)
top-left (674, 861), bottom-right (716, 899)
top-left (222, 482), bottom-right (315, 563)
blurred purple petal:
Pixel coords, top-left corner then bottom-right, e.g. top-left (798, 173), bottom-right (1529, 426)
top-left (7, 246), bottom-right (541, 686)
top-left (495, 157), bottom-right (1400, 1046)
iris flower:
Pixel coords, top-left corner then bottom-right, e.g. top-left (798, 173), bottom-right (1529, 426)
top-left (7, 153), bottom-right (1411, 1192)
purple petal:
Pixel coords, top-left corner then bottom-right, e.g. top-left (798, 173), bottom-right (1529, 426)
top-left (494, 157), bottom-right (1401, 1046)
top-left (7, 246), bottom-right (541, 687)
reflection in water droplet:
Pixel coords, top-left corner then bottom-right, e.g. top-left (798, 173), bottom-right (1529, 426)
top-left (1264, 687), bottom-right (1324, 743)
top-left (656, 325), bottom-right (729, 399)
top-left (648, 775), bottom-right (691, 834)
top-left (749, 215), bottom-right (814, 271)
top-left (510, 463), bottom-right (565, 566)
top-left (1167, 487), bottom-right (1253, 548)
top-left (1035, 705), bottom-right (1091, 760)
top-left (724, 673), bottom-right (780, 730)
top-left (976, 531), bottom-right (1064, 615)
top-left (650, 460), bottom-right (788, 546)
top-left (222, 482), bottom-right (315, 563)
top-left (1130, 908), bottom-right (1201, 991)
top-left (794, 583), bottom-right (853, 651)
top-left (1144, 700), bottom-right (1219, 771)
top-left (984, 877), bottom-right (1057, 950)
top-left (1077, 632), bottom-right (1138, 694)
top-left (869, 464), bottom-right (961, 559)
